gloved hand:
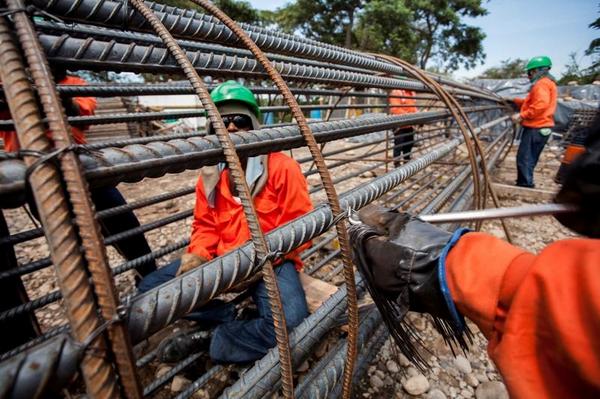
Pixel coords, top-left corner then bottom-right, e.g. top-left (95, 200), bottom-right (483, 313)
top-left (351, 205), bottom-right (455, 319)
top-left (554, 118), bottom-right (600, 238)
top-left (349, 205), bottom-right (470, 367)
top-left (510, 113), bottom-right (522, 124)
top-left (176, 253), bottom-right (209, 276)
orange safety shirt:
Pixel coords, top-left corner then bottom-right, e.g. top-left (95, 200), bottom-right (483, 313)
top-left (389, 89), bottom-right (417, 115)
top-left (446, 232), bottom-right (600, 398)
top-left (514, 76), bottom-right (557, 128)
top-left (188, 152), bottom-right (314, 271)
top-left (0, 76), bottom-right (96, 152)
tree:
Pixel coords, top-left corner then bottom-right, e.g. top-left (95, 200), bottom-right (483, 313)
top-left (478, 58), bottom-right (527, 79)
top-left (404, 0), bottom-right (487, 71)
top-left (271, 0), bottom-right (487, 72)
top-left (586, 13), bottom-right (600, 70)
top-left (273, 0), bottom-right (367, 48)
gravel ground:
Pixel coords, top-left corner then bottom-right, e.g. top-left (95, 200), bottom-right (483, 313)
top-left (353, 141), bottom-right (577, 399)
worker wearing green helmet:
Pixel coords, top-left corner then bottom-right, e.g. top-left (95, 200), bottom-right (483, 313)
top-left (138, 80), bottom-right (313, 364)
top-left (511, 56), bottom-right (558, 187)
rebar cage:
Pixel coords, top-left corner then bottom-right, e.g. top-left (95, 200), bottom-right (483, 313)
top-left (0, 1), bottom-right (514, 398)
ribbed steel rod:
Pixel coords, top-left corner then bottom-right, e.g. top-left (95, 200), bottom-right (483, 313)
top-left (29, 0), bottom-right (407, 78)
top-left (50, 82), bottom-right (440, 101)
top-left (0, 109), bottom-right (499, 208)
top-left (295, 310), bottom-right (382, 399)
top-left (37, 33), bottom-right (429, 91)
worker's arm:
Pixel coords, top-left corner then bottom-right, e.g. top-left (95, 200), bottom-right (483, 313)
top-left (519, 81), bottom-right (552, 121)
top-left (512, 97), bottom-right (524, 108)
top-left (187, 176), bottom-right (219, 261)
top-left (446, 233), bottom-right (600, 398)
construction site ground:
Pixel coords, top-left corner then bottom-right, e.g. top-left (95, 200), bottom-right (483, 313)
top-left (4, 134), bottom-right (575, 398)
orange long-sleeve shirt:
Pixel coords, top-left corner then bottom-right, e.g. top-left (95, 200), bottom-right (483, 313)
top-left (446, 232), bottom-right (600, 398)
top-left (0, 76), bottom-right (96, 152)
top-left (187, 152), bottom-right (313, 271)
top-left (389, 89), bottom-right (417, 115)
top-left (514, 76), bottom-right (557, 128)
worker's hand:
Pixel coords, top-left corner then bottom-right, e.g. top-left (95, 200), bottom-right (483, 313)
top-left (61, 97), bottom-right (80, 117)
top-left (554, 120), bottom-right (600, 238)
top-left (510, 113), bottom-right (522, 124)
top-left (176, 253), bottom-right (209, 276)
top-left (349, 205), bottom-right (454, 319)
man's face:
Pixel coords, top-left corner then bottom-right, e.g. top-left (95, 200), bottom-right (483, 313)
top-left (222, 114), bottom-right (253, 133)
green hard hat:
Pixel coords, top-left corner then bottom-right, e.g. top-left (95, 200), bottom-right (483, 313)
top-left (525, 56), bottom-right (552, 71)
top-left (210, 80), bottom-right (260, 117)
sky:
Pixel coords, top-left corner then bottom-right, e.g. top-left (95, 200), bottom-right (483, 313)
top-left (246, 0), bottom-right (598, 80)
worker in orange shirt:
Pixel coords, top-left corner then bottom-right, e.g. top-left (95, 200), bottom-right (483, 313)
top-left (138, 81), bottom-right (313, 364)
top-left (389, 89), bottom-right (418, 167)
top-left (0, 68), bottom-right (156, 278)
top-left (349, 115), bottom-right (600, 398)
top-left (512, 56), bottom-right (558, 188)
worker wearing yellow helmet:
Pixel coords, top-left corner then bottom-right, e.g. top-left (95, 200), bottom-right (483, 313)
top-left (511, 55), bottom-right (558, 188)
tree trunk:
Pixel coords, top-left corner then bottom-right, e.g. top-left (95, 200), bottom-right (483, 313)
top-left (344, 9), bottom-right (354, 49)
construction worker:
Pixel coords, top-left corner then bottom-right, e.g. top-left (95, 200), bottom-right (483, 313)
top-left (512, 56), bottom-right (558, 188)
top-left (349, 115), bottom-right (600, 398)
top-left (138, 81), bottom-right (312, 364)
top-left (389, 89), bottom-right (418, 167)
top-left (0, 69), bottom-right (156, 278)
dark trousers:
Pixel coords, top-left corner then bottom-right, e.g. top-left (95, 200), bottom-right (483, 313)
top-left (393, 127), bottom-right (415, 163)
top-left (28, 186), bottom-right (156, 277)
top-left (0, 211), bottom-right (40, 352)
top-left (138, 260), bottom-right (309, 363)
top-left (516, 127), bottom-right (550, 187)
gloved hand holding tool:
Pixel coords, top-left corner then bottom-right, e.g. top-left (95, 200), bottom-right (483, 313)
top-left (348, 205), bottom-right (472, 368)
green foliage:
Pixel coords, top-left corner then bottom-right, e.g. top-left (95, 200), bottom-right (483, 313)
top-left (271, 0), bottom-right (487, 72)
top-left (558, 52), bottom-right (598, 85)
top-left (478, 58), bottom-right (527, 79)
top-left (273, 0), bottom-right (367, 48)
top-left (587, 12), bottom-right (600, 70)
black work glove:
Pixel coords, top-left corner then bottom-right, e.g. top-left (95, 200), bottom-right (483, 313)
top-left (349, 205), bottom-right (470, 368)
top-left (555, 116), bottom-right (600, 238)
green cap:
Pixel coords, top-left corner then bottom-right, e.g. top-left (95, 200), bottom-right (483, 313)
top-left (210, 80), bottom-right (260, 118)
top-left (525, 56), bottom-right (552, 71)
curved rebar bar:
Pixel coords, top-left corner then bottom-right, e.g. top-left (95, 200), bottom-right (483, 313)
top-left (188, 1), bottom-right (359, 397)
top-left (127, 1), bottom-right (296, 396)
top-left (0, 10), bottom-right (121, 398)
top-left (6, 1), bottom-right (143, 397)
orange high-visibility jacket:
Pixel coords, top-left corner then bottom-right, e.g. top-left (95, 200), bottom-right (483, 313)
top-left (446, 232), bottom-right (600, 398)
top-left (389, 89), bottom-right (417, 115)
top-left (514, 76), bottom-right (557, 128)
top-left (188, 152), bottom-right (313, 271)
top-left (0, 76), bottom-right (96, 152)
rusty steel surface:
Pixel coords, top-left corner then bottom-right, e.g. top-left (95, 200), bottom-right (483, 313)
top-left (127, 0), bottom-right (296, 397)
top-left (188, 1), bottom-right (359, 397)
top-left (0, 10), bottom-right (120, 399)
top-left (0, 1), bottom-right (515, 398)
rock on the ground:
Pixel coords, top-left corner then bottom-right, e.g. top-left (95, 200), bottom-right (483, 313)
top-left (386, 360), bottom-right (400, 373)
top-left (155, 365), bottom-right (172, 379)
top-left (402, 374), bottom-right (430, 396)
top-left (466, 373), bottom-right (480, 387)
top-left (427, 388), bottom-right (447, 399)
top-left (171, 375), bottom-right (191, 392)
top-left (454, 355), bottom-right (473, 374)
top-left (398, 353), bottom-right (411, 367)
top-left (370, 375), bottom-right (384, 390)
top-left (475, 381), bottom-right (509, 399)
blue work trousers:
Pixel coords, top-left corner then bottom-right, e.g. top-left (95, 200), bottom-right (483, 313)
top-left (516, 127), bottom-right (550, 187)
top-left (138, 260), bottom-right (309, 363)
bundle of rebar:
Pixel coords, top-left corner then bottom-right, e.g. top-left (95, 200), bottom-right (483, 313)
top-left (0, 1), bottom-right (513, 398)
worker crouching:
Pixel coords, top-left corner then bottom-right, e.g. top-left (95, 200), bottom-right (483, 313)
top-left (137, 81), bottom-right (312, 364)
